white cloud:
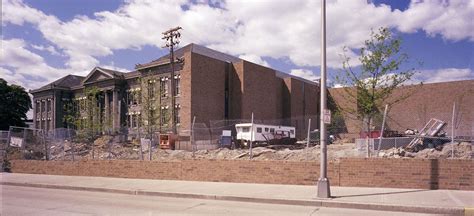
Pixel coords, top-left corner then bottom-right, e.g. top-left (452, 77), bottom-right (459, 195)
top-left (395, 0), bottom-right (474, 41)
top-left (239, 54), bottom-right (270, 67)
top-left (1, 0), bottom-right (473, 91)
top-left (290, 69), bottom-right (319, 82)
top-left (31, 44), bottom-right (62, 56)
top-left (412, 68), bottom-right (474, 84)
top-left (0, 38), bottom-right (67, 90)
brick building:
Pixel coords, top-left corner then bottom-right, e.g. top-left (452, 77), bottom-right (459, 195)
top-left (329, 80), bottom-right (474, 137)
top-left (30, 43), bottom-right (320, 138)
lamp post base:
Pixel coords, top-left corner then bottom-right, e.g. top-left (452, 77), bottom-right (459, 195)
top-left (317, 178), bottom-right (331, 198)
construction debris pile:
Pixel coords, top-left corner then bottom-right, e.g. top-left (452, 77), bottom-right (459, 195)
top-left (46, 141), bottom-right (363, 161)
top-left (379, 142), bottom-right (473, 159)
top-left (43, 139), bottom-right (474, 161)
top-left (151, 144), bottom-right (362, 161)
top-left (49, 136), bottom-right (142, 160)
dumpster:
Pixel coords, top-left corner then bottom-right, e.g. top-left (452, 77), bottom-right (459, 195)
top-left (159, 134), bottom-right (176, 150)
top-left (220, 130), bottom-right (232, 148)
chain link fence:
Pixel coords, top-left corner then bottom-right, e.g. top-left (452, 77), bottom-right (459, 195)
top-left (2, 109), bottom-right (472, 165)
top-left (353, 108), bottom-right (474, 159)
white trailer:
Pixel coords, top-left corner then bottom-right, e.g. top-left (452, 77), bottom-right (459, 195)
top-left (235, 123), bottom-right (296, 145)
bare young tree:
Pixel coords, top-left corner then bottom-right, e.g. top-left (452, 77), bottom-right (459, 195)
top-left (336, 27), bottom-right (419, 137)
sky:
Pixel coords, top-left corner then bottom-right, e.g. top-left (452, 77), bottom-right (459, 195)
top-left (1, 0), bottom-right (474, 92)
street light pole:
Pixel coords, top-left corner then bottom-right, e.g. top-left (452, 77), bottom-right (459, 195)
top-left (317, 0), bottom-right (331, 198)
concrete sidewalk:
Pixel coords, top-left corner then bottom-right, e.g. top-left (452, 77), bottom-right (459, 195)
top-left (1, 173), bottom-right (473, 215)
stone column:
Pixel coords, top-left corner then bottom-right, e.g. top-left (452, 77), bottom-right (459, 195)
top-left (104, 91), bottom-right (109, 129)
top-left (112, 89), bottom-right (119, 131)
top-left (52, 95), bottom-right (56, 129)
top-left (47, 98), bottom-right (50, 132)
top-left (33, 100), bottom-right (37, 129)
top-left (39, 99), bottom-right (43, 130)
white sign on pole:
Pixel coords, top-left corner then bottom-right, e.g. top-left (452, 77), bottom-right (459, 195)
top-left (323, 109), bottom-right (331, 124)
top-left (140, 138), bottom-right (151, 151)
top-left (10, 137), bottom-right (23, 148)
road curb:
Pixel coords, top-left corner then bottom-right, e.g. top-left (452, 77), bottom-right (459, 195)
top-left (1, 182), bottom-right (465, 215)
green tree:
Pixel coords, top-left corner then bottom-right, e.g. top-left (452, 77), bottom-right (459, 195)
top-left (0, 79), bottom-right (32, 130)
top-left (135, 76), bottom-right (170, 138)
top-left (64, 87), bottom-right (103, 142)
top-left (336, 27), bottom-right (418, 136)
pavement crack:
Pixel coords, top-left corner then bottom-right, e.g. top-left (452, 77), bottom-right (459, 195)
top-left (309, 207), bottom-right (320, 216)
top-left (183, 203), bottom-right (206, 211)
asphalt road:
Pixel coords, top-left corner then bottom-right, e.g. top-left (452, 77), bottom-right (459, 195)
top-left (1, 185), bottom-right (439, 216)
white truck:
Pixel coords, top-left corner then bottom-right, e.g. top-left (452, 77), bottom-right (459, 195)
top-left (235, 123), bottom-right (296, 146)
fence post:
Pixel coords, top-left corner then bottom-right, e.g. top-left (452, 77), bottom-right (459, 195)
top-left (62, 138), bottom-right (65, 161)
top-left (138, 128), bottom-right (143, 160)
top-left (91, 130), bottom-right (95, 160)
top-left (451, 102), bottom-right (456, 158)
top-left (43, 130), bottom-right (49, 160)
top-left (148, 133), bottom-right (152, 161)
top-left (376, 104), bottom-right (389, 157)
top-left (22, 127), bottom-right (28, 160)
top-left (4, 127), bottom-right (12, 171)
top-left (306, 118), bottom-right (311, 148)
top-left (249, 112), bottom-right (254, 159)
top-left (191, 116), bottom-right (196, 157)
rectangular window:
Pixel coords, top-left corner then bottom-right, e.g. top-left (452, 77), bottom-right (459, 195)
top-left (132, 115), bottom-right (137, 128)
top-left (264, 127), bottom-right (269, 132)
top-left (242, 127), bottom-right (250, 132)
top-left (160, 106), bottom-right (168, 126)
top-left (290, 129), bottom-right (295, 134)
top-left (81, 99), bottom-right (85, 111)
top-left (148, 81), bottom-right (155, 99)
top-left (256, 127), bottom-right (262, 133)
top-left (160, 77), bottom-right (168, 98)
top-left (36, 101), bottom-right (40, 113)
top-left (174, 75), bottom-right (181, 96)
top-left (127, 91), bottom-right (133, 105)
top-left (149, 110), bottom-right (155, 125)
top-left (174, 104), bottom-right (180, 124)
top-left (137, 114), bottom-right (141, 127)
top-left (270, 128), bottom-right (275, 133)
top-left (47, 100), bottom-right (51, 111)
top-left (138, 90), bottom-right (142, 104)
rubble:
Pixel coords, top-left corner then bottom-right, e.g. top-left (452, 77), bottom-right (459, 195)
top-left (42, 136), bottom-right (473, 161)
top-left (379, 142), bottom-right (473, 159)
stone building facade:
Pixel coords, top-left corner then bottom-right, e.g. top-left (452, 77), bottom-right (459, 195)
top-left (30, 43), bottom-right (320, 138)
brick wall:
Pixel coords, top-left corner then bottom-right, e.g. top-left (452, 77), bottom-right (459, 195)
top-left (283, 77), bottom-right (320, 139)
top-left (179, 52), bottom-right (193, 132)
top-left (10, 158), bottom-right (473, 190)
top-left (234, 60), bottom-right (280, 120)
top-left (338, 158), bottom-right (473, 190)
top-left (329, 80), bottom-right (474, 137)
top-left (190, 52), bottom-right (227, 126)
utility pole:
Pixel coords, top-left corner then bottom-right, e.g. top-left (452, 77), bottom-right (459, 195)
top-left (317, 0), bottom-right (331, 198)
top-left (162, 26), bottom-right (182, 134)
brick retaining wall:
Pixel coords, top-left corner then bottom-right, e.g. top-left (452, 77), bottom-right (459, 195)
top-left (10, 158), bottom-right (473, 190)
